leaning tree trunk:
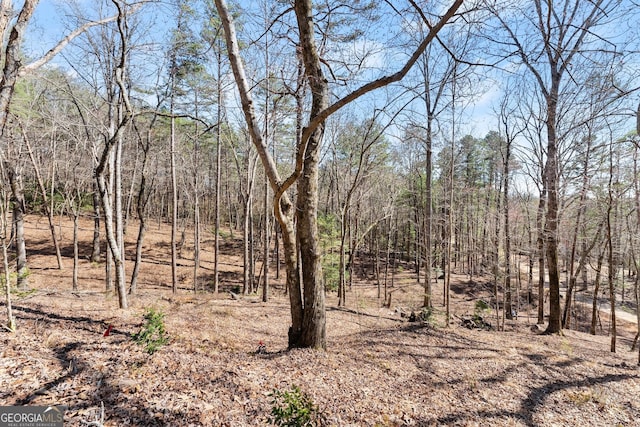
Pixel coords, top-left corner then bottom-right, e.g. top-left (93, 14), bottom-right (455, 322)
top-left (216, 0), bottom-right (462, 350)
top-left (214, 0), bottom-right (304, 346)
top-left (130, 140), bottom-right (152, 295)
top-left (96, 118), bottom-right (128, 309)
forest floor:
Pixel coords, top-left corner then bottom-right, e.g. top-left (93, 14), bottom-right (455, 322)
top-left (1, 215), bottom-right (639, 426)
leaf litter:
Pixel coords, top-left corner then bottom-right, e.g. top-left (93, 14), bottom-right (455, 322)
top-left (0, 215), bottom-right (639, 426)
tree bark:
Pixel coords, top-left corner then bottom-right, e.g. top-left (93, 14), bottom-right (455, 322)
top-left (0, 185), bottom-right (15, 331)
top-left (213, 39), bottom-right (223, 294)
top-left (503, 135), bottom-right (513, 320)
top-left (543, 83), bottom-right (562, 334)
top-left (72, 206), bottom-right (79, 291)
top-left (91, 180), bottom-right (101, 263)
top-left (170, 96), bottom-right (178, 294)
top-left (590, 244), bottom-right (606, 335)
top-left (6, 163), bottom-right (28, 289)
top-left (606, 141), bottom-right (617, 352)
top-left (424, 113), bottom-right (433, 307)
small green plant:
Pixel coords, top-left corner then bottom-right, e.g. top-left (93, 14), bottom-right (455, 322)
top-left (268, 385), bottom-right (325, 427)
top-left (214, 228), bottom-right (232, 239)
top-left (18, 267), bottom-right (31, 280)
top-left (12, 287), bottom-right (36, 299)
top-left (474, 300), bottom-right (490, 319)
top-left (420, 306), bottom-right (435, 324)
top-left (132, 308), bottom-right (169, 354)
top-left (322, 252), bottom-right (344, 292)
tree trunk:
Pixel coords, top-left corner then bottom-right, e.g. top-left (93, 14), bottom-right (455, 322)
top-left (72, 198), bottom-right (80, 291)
top-left (94, 1), bottom-right (131, 309)
top-left (6, 163), bottom-right (28, 289)
top-left (170, 100), bottom-right (178, 294)
top-left (262, 31), bottom-right (270, 302)
top-left (291, 0), bottom-right (329, 349)
top-left (503, 137), bottom-right (513, 320)
top-left (296, 147), bottom-right (326, 348)
top-left (606, 141), bottom-right (617, 352)
top-left (0, 188), bottom-right (15, 331)
top-left (114, 115), bottom-right (126, 296)
top-left (338, 205), bottom-right (348, 306)
top-left (590, 244), bottom-right (605, 335)
top-left (243, 192), bottom-right (252, 295)
top-left (193, 197), bottom-right (200, 293)
top-left (97, 168), bottom-right (127, 308)
top-left (423, 114), bottom-right (433, 307)
top-left (262, 182), bottom-right (269, 302)
top-left (536, 182), bottom-right (547, 324)
top-left (213, 41), bottom-right (223, 294)
top-left (543, 84), bottom-right (562, 334)
top-left (130, 216), bottom-right (145, 295)
top-left (91, 180), bottom-right (101, 263)
top-left (607, 216), bottom-right (616, 353)
top-left (563, 222), bottom-right (603, 328)
top-left (129, 121), bottom-right (153, 295)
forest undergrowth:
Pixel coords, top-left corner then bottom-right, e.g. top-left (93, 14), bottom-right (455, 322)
top-left (1, 216), bottom-right (639, 426)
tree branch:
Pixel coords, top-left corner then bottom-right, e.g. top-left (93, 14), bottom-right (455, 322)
top-left (300, 0), bottom-right (464, 146)
top-left (20, 15), bottom-right (118, 75)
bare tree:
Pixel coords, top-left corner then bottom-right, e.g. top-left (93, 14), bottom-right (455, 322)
top-left (94, 0), bottom-right (136, 309)
top-left (488, 0), bottom-right (633, 333)
top-left (0, 1), bottom-right (118, 292)
top-left (215, 0), bottom-right (463, 348)
top-left (496, 86), bottom-right (525, 320)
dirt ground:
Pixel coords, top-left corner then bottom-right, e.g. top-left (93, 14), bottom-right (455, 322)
top-left (1, 215), bottom-right (639, 426)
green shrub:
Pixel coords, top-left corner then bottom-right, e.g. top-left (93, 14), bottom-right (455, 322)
top-left (322, 252), bottom-right (343, 292)
top-left (132, 308), bottom-right (169, 354)
top-left (420, 306), bottom-right (434, 324)
top-left (474, 300), bottom-right (490, 321)
top-left (474, 299), bottom-right (490, 313)
top-left (268, 385), bottom-right (325, 427)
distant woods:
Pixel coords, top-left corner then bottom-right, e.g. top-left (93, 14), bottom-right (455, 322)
top-left (0, 0), bottom-right (639, 349)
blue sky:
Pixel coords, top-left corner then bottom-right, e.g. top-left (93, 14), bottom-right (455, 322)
top-left (20, 0), bottom-right (639, 158)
